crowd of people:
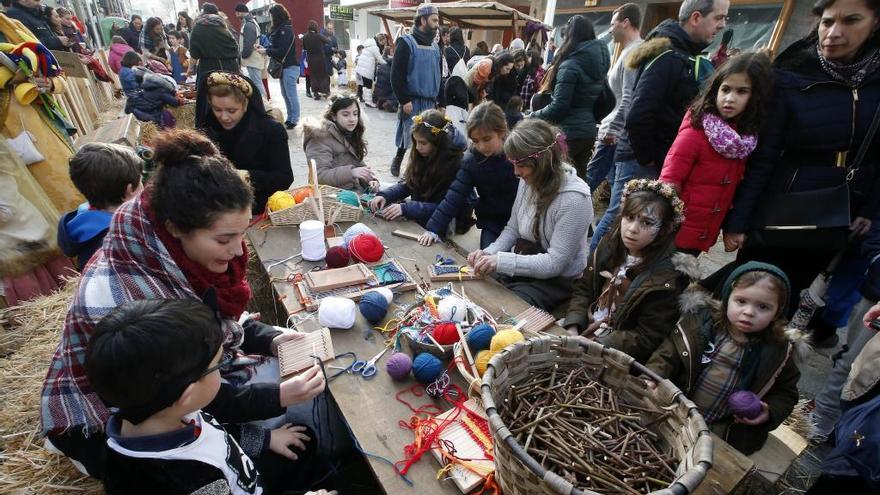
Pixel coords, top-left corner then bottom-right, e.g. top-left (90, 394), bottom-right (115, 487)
top-left (7, 0), bottom-right (880, 492)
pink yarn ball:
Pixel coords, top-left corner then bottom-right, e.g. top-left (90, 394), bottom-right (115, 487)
top-left (385, 352), bottom-right (413, 380)
top-left (728, 390), bottom-right (763, 419)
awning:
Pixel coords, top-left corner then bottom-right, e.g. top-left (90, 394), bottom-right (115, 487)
top-left (368, 1), bottom-right (550, 30)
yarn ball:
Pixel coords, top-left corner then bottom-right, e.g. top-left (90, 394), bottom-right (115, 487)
top-left (432, 322), bottom-right (461, 345)
top-left (438, 295), bottom-right (467, 322)
top-left (359, 290), bottom-right (390, 324)
top-left (325, 246), bottom-right (350, 269)
top-left (466, 323), bottom-right (496, 353)
top-left (385, 352), bottom-right (413, 380)
top-left (337, 190), bottom-right (361, 207)
top-left (375, 287), bottom-right (394, 305)
top-left (490, 329), bottom-right (525, 352)
top-left (349, 233), bottom-right (384, 263)
top-left (728, 390), bottom-right (763, 420)
top-left (267, 191), bottom-right (296, 212)
top-left (475, 350), bottom-right (498, 376)
top-left (292, 187), bottom-right (313, 204)
top-left (412, 353), bottom-right (444, 384)
top-left (318, 297), bottom-right (357, 329)
top-left (342, 223), bottom-right (375, 247)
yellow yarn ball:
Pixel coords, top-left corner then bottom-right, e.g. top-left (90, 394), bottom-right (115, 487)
top-left (490, 329), bottom-right (525, 352)
top-left (267, 191), bottom-right (296, 212)
top-left (475, 350), bottom-right (497, 376)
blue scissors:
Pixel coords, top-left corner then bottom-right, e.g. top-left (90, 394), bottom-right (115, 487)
top-left (331, 347), bottom-right (389, 379)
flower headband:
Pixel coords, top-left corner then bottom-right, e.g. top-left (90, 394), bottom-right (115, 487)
top-left (412, 114), bottom-right (453, 135)
top-left (621, 179), bottom-right (685, 227)
top-left (207, 71), bottom-right (252, 97)
top-left (508, 133), bottom-right (564, 165)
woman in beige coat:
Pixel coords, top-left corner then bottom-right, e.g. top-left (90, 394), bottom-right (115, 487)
top-left (303, 95), bottom-right (378, 191)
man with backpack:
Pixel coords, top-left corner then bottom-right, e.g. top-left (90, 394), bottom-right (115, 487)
top-left (235, 3), bottom-right (267, 99)
top-left (590, 0), bottom-right (727, 251)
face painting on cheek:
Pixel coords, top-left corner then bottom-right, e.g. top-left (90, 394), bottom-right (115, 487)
top-left (641, 206), bottom-right (662, 238)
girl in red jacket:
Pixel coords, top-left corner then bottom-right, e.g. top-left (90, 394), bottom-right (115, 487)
top-left (660, 53), bottom-right (773, 254)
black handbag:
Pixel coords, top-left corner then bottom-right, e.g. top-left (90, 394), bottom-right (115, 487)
top-left (593, 80), bottom-right (616, 122)
top-left (268, 37), bottom-right (294, 79)
top-left (530, 91), bottom-right (551, 112)
top-left (747, 103), bottom-right (880, 250)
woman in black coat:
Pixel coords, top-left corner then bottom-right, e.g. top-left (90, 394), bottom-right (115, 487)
top-left (196, 71), bottom-right (294, 214)
top-left (717, 0), bottom-right (880, 344)
top-left (302, 20), bottom-right (331, 99)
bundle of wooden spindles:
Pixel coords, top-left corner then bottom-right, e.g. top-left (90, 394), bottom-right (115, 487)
top-left (498, 365), bottom-right (678, 494)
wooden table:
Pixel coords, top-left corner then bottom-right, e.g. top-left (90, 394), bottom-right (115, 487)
top-left (247, 216), bottom-right (543, 494)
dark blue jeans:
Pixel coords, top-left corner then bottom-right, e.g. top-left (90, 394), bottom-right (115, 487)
top-left (585, 141), bottom-right (617, 192)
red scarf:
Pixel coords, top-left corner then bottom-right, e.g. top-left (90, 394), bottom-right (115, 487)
top-left (141, 188), bottom-right (251, 319)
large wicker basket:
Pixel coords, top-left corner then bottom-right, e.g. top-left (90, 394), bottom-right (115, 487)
top-left (268, 185), bottom-right (363, 226)
top-left (481, 336), bottom-right (712, 495)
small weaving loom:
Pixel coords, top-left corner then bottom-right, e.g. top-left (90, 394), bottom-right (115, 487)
top-left (429, 264), bottom-right (482, 282)
top-left (277, 328), bottom-right (335, 377)
top-left (430, 398), bottom-right (494, 493)
top-left (512, 306), bottom-right (557, 336)
top-left (295, 259), bottom-right (417, 311)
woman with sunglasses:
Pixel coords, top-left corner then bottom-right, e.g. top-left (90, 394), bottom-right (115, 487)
top-left (39, 129), bottom-right (325, 479)
top-left (467, 119), bottom-right (592, 311)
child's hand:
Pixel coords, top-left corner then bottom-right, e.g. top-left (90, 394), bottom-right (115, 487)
top-left (379, 203), bottom-right (403, 221)
top-left (368, 180), bottom-right (380, 192)
top-left (270, 327), bottom-right (306, 357)
top-left (352, 166), bottom-right (376, 182)
top-left (418, 231), bottom-right (440, 246)
top-left (467, 249), bottom-right (485, 267)
top-left (369, 196), bottom-right (386, 212)
top-left (269, 423), bottom-right (311, 460)
top-left (279, 364), bottom-right (326, 407)
top-left (722, 232), bottom-right (746, 252)
top-left (863, 302), bottom-right (880, 330)
top-left (735, 401), bottom-right (770, 426)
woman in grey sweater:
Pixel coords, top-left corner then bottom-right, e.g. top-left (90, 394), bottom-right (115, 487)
top-left (468, 119), bottom-right (592, 310)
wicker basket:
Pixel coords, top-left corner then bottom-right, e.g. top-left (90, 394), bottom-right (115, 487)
top-left (268, 185), bottom-right (363, 226)
top-left (481, 336), bottom-right (712, 495)
top-left (398, 288), bottom-right (496, 360)
top-left (453, 323), bottom-right (517, 395)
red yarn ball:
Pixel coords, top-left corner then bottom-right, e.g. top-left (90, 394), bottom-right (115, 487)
top-left (348, 233), bottom-right (384, 263)
top-left (432, 322), bottom-right (460, 345)
top-left (325, 246), bottom-right (350, 268)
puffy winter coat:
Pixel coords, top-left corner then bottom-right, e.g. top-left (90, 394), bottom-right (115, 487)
top-left (621, 20), bottom-right (712, 168)
top-left (125, 71), bottom-right (180, 125)
top-left (108, 42), bottom-right (134, 74)
top-left (424, 150), bottom-right (518, 238)
top-left (531, 38), bottom-right (610, 141)
top-left (564, 241), bottom-right (699, 363)
top-left (646, 286), bottom-right (802, 454)
top-left (355, 38), bottom-right (386, 81)
top-left (660, 113), bottom-right (747, 252)
top-left (302, 119), bottom-right (369, 190)
top-left (723, 38), bottom-right (880, 234)
top-left (6, 3), bottom-right (64, 50)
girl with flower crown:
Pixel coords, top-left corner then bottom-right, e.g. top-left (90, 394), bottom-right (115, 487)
top-left (659, 52), bottom-right (774, 254)
top-left (369, 109), bottom-right (466, 227)
top-left (564, 179), bottom-right (701, 363)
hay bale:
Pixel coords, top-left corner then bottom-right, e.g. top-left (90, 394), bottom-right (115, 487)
top-left (0, 277), bottom-right (103, 494)
top-left (168, 102), bottom-right (196, 130)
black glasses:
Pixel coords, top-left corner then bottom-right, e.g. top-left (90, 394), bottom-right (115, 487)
top-left (197, 357), bottom-right (234, 380)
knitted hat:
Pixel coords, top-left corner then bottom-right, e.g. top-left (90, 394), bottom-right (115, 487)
top-left (417, 3), bottom-right (439, 16)
top-left (721, 261), bottom-right (791, 314)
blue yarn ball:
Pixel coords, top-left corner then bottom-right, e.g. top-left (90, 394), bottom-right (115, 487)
top-left (359, 290), bottom-right (389, 323)
top-left (337, 190), bottom-right (361, 207)
top-left (466, 323), bottom-right (496, 353)
top-left (412, 353), bottom-right (444, 384)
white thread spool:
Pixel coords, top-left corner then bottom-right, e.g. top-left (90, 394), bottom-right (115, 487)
top-left (300, 220), bottom-right (327, 261)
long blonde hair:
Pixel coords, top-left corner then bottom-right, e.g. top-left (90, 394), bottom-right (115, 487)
top-left (503, 119), bottom-right (565, 243)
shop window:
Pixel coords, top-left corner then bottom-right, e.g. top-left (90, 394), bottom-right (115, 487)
top-left (706, 3), bottom-right (784, 53)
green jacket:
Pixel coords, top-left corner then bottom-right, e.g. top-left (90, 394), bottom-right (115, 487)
top-left (645, 288), bottom-right (802, 455)
top-left (563, 240), bottom-right (699, 363)
top-left (531, 38), bottom-right (610, 141)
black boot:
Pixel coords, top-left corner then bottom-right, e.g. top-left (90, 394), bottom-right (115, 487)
top-left (390, 148), bottom-right (405, 177)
